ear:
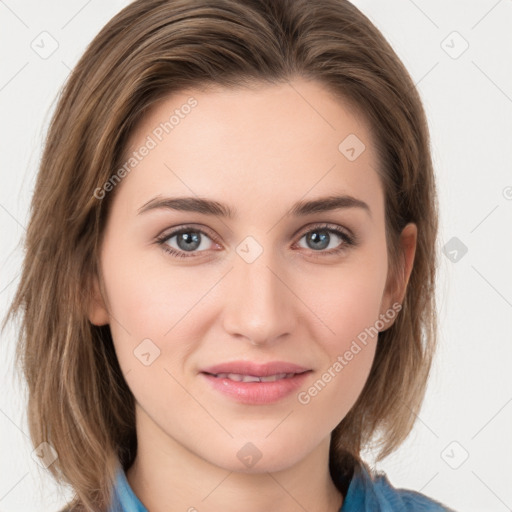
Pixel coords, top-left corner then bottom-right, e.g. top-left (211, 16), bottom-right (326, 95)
top-left (380, 222), bottom-right (417, 321)
top-left (87, 272), bottom-right (110, 326)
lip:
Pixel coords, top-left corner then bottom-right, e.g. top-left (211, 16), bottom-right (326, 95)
top-left (201, 360), bottom-right (310, 377)
top-left (200, 360), bottom-right (312, 405)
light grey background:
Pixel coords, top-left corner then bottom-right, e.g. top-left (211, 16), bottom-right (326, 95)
top-left (1, 1), bottom-right (511, 511)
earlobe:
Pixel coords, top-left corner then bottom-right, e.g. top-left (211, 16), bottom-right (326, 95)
top-left (87, 274), bottom-right (110, 326)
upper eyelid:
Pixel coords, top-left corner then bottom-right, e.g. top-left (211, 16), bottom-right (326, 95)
top-left (157, 224), bottom-right (218, 243)
top-left (294, 223), bottom-right (352, 239)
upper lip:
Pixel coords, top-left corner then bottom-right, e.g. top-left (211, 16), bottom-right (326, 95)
top-left (201, 361), bottom-right (311, 377)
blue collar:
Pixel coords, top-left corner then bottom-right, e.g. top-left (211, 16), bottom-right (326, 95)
top-left (111, 465), bottom-right (146, 512)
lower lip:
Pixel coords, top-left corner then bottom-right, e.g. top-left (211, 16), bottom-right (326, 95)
top-left (201, 372), bottom-right (311, 405)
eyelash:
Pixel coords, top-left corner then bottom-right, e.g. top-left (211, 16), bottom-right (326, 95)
top-left (155, 223), bottom-right (356, 260)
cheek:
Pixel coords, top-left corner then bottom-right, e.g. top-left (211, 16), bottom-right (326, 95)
top-left (100, 251), bottom-right (209, 428)
top-left (101, 237), bottom-right (214, 341)
top-left (294, 248), bottom-right (388, 414)
top-left (295, 279), bottom-right (382, 429)
top-left (99, 235), bottom-right (204, 381)
top-left (304, 249), bottom-right (389, 350)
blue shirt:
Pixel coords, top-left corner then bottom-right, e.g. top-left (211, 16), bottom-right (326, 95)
top-left (109, 460), bottom-right (455, 511)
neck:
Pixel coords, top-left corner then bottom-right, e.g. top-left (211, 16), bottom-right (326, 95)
top-left (126, 408), bottom-right (343, 512)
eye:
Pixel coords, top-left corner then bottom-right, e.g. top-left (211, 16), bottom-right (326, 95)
top-left (156, 226), bottom-right (218, 259)
top-left (295, 224), bottom-right (355, 256)
top-left (156, 223), bottom-right (356, 260)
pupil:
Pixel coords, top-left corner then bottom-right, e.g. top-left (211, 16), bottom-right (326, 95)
top-left (178, 232), bottom-right (200, 251)
top-left (308, 230), bottom-right (329, 250)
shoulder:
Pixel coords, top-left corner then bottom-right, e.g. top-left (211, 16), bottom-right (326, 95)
top-left (343, 462), bottom-right (457, 512)
top-left (367, 470), bottom-right (454, 511)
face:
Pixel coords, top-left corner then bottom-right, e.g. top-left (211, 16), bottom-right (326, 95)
top-left (89, 78), bottom-right (415, 473)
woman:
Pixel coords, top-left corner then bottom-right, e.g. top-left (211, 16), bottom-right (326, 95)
top-left (4, 0), bottom-right (454, 510)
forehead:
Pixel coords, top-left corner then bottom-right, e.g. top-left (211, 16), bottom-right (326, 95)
top-left (116, 79), bottom-right (384, 220)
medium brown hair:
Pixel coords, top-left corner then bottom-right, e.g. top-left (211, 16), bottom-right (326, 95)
top-left (3, 0), bottom-right (438, 510)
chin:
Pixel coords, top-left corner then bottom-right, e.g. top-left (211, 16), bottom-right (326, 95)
top-left (203, 435), bottom-right (316, 475)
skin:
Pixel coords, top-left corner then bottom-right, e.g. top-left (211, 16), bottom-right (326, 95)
top-left (88, 78), bottom-right (416, 512)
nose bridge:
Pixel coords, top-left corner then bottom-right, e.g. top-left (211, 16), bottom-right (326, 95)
top-left (221, 241), bottom-right (296, 344)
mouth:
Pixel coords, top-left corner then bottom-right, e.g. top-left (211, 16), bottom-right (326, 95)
top-left (199, 361), bottom-right (312, 404)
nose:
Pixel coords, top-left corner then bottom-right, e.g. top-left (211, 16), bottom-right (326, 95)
top-left (221, 247), bottom-right (297, 346)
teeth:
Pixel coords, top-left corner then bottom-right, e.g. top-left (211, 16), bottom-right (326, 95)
top-left (214, 372), bottom-right (295, 382)
top-left (239, 374), bottom-right (261, 383)
top-left (259, 373), bottom-right (287, 382)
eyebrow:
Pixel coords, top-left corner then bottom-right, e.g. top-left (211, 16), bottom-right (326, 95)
top-left (137, 194), bottom-right (371, 218)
